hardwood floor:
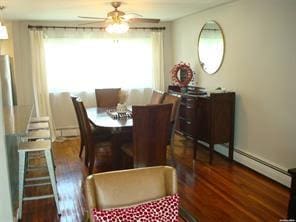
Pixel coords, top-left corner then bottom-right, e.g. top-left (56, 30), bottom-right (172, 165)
top-left (21, 134), bottom-right (290, 222)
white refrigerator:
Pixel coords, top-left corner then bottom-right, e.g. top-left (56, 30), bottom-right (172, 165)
top-left (0, 54), bottom-right (17, 106)
top-left (0, 57), bottom-right (15, 221)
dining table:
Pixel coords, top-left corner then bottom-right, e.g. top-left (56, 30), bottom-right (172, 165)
top-left (86, 107), bottom-right (133, 170)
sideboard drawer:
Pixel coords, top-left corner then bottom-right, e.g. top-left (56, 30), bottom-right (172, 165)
top-left (185, 97), bottom-right (195, 107)
top-left (185, 105), bottom-right (195, 120)
top-left (179, 105), bottom-right (186, 118)
top-left (179, 118), bottom-right (195, 137)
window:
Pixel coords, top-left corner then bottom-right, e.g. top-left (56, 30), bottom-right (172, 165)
top-left (44, 36), bottom-right (152, 92)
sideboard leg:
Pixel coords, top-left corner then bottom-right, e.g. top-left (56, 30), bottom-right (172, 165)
top-left (209, 143), bottom-right (214, 164)
top-left (229, 141), bottom-right (234, 161)
top-left (193, 140), bottom-right (197, 160)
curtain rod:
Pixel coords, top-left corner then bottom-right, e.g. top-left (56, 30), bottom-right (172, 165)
top-left (28, 25), bottom-right (165, 31)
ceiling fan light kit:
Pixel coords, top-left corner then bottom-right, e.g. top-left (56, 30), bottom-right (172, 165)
top-left (105, 2), bottom-right (129, 34)
top-left (0, 6), bottom-right (8, 40)
top-left (106, 21), bottom-right (129, 34)
top-left (79, 1), bottom-right (160, 34)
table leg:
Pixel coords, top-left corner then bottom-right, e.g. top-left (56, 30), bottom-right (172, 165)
top-left (111, 130), bottom-right (132, 170)
top-left (111, 133), bottom-right (122, 170)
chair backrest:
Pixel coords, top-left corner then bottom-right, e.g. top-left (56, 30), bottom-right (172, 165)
top-left (70, 95), bottom-right (84, 140)
top-left (95, 88), bottom-right (121, 108)
top-left (161, 93), bottom-right (181, 122)
top-left (150, 90), bottom-right (165, 104)
top-left (76, 100), bottom-right (94, 157)
top-left (132, 104), bottom-right (172, 168)
top-left (85, 166), bottom-right (177, 211)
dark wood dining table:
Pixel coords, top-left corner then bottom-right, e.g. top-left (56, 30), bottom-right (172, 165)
top-left (86, 107), bottom-right (133, 170)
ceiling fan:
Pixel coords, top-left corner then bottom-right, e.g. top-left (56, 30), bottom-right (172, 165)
top-left (78, 2), bottom-right (160, 33)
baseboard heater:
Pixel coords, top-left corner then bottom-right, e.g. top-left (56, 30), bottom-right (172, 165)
top-left (217, 143), bottom-right (291, 187)
top-left (233, 147), bottom-right (289, 176)
top-left (196, 140), bottom-right (291, 187)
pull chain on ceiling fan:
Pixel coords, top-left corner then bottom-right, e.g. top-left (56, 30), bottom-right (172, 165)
top-left (78, 1), bottom-right (160, 34)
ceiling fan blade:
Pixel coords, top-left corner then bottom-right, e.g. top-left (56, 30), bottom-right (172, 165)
top-left (78, 21), bottom-right (104, 26)
top-left (78, 16), bottom-right (106, 20)
top-left (122, 13), bottom-right (143, 20)
top-left (129, 18), bottom-right (160, 23)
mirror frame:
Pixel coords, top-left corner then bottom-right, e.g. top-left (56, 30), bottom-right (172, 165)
top-left (198, 20), bottom-right (225, 75)
top-left (171, 62), bottom-right (193, 87)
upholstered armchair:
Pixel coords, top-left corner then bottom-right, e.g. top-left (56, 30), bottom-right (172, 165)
top-left (85, 166), bottom-right (197, 222)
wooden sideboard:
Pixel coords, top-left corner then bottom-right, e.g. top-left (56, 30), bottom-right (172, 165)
top-left (169, 86), bottom-right (235, 163)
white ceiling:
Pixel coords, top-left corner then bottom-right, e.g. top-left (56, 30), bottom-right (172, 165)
top-left (2, 0), bottom-right (235, 22)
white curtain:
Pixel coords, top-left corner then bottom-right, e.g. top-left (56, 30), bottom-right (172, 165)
top-left (43, 29), bottom-right (165, 92)
top-left (152, 31), bottom-right (165, 91)
top-left (29, 30), bottom-right (56, 140)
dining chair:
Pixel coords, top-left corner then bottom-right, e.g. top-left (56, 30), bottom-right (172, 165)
top-left (150, 89), bottom-right (165, 104)
top-left (95, 88), bottom-right (121, 108)
top-left (161, 92), bottom-right (181, 159)
top-left (71, 96), bottom-right (112, 163)
top-left (71, 95), bottom-right (86, 158)
top-left (85, 166), bottom-right (197, 222)
top-left (76, 99), bottom-right (112, 174)
top-left (121, 103), bottom-right (172, 168)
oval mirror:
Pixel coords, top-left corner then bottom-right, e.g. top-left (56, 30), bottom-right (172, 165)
top-left (198, 21), bottom-right (224, 74)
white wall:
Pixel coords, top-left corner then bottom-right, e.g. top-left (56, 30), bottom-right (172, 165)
top-left (171, 0), bottom-right (296, 171)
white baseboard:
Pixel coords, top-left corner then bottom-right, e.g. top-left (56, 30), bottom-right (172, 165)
top-left (55, 127), bottom-right (80, 138)
top-left (211, 143), bottom-right (291, 188)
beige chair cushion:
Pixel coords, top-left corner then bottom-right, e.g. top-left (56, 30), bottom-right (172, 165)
top-left (85, 166), bottom-right (177, 216)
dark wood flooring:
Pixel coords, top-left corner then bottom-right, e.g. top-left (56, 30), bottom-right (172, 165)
top-left (21, 134), bottom-right (290, 222)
